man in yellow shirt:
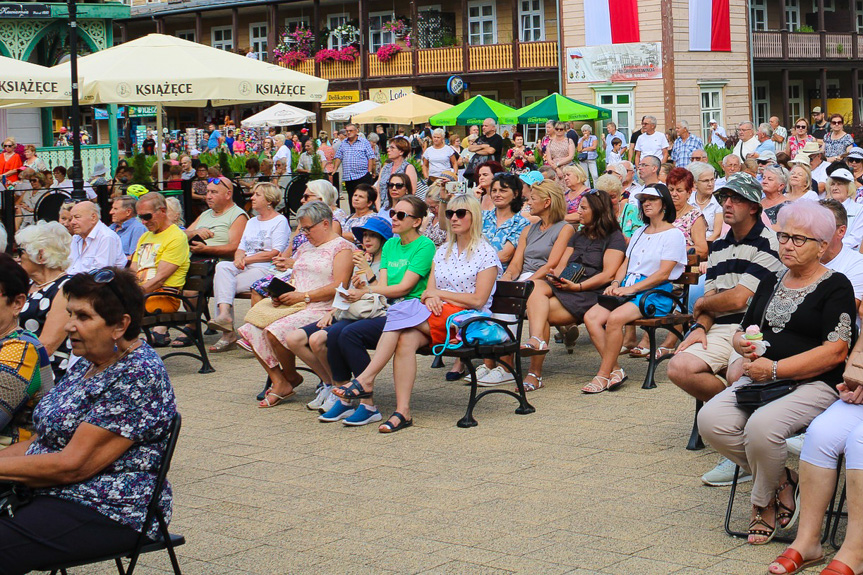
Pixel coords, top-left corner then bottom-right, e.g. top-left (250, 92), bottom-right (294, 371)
top-left (131, 193), bottom-right (190, 346)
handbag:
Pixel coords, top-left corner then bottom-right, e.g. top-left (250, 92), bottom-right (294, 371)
top-left (597, 294), bottom-right (634, 311)
top-left (843, 334), bottom-right (863, 389)
top-left (734, 273), bottom-right (798, 409)
top-left (334, 292), bottom-right (388, 321)
top-left (577, 152), bottom-right (589, 162)
top-left (560, 262), bottom-right (586, 283)
top-left (244, 300), bottom-right (306, 329)
top-left (432, 310), bottom-right (511, 356)
top-left (0, 481), bottom-right (32, 518)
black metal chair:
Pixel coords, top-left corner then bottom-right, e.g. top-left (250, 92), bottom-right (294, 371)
top-left (34, 191), bottom-right (71, 223)
top-left (417, 280), bottom-right (536, 428)
top-left (141, 260), bottom-right (215, 374)
top-left (47, 413), bottom-right (185, 575)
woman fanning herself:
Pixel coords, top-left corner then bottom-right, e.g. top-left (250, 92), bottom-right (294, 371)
top-left (522, 191), bottom-right (626, 390)
top-left (333, 194), bottom-right (500, 433)
top-left (582, 184), bottom-right (687, 393)
top-left (699, 200), bottom-right (854, 548)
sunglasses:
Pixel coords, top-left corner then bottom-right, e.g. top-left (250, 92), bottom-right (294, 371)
top-left (717, 192), bottom-right (747, 204)
top-left (605, 170), bottom-right (616, 175)
top-left (88, 267), bottom-right (126, 310)
top-left (139, 212), bottom-right (154, 221)
top-left (849, 158), bottom-right (863, 163)
top-left (795, 125), bottom-right (808, 129)
top-left (3, 144), bottom-right (13, 148)
top-left (389, 182), bottom-right (406, 189)
top-left (832, 121), bottom-right (844, 125)
top-left (445, 208), bottom-right (469, 219)
top-left (389, 210), bottom-right (417, 221)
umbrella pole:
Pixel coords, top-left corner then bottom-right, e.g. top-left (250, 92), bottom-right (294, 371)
top-left (157, 103), bottom-right (164, 188)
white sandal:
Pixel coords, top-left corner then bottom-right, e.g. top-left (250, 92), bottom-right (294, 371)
top-left (522, 372), bottom-right (544, 392)
top-left (581, 375), bottom-right (612, 394)
top-left (520, 336), bottom-right (549, 356)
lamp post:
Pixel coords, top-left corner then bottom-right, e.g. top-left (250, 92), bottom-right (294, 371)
top-left (68, 0), bottom-right (85, 200)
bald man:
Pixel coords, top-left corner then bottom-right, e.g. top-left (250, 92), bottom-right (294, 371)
top-left (66, 201), bottom-right (126, 275)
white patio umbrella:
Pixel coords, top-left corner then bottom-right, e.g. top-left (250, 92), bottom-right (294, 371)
top-left (325, 99), bottom-right (381, 122)
top-left (0, 55), bottom-right (73, 104)
top-left (241, 102), bottom-right (316, 128)
top-left (53, 33), bottom-right (329, 182)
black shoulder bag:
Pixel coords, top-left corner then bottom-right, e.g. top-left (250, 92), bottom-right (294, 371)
top-left (0, 481), bottom-right (32, 518)
top-left (734, 272), bottom-right (799, 411)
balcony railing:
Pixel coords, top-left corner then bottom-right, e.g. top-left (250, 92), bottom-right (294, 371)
top-left (753, 30), bottom-right (858, 59)
top-left (278, 41), bottom-right (558, 81)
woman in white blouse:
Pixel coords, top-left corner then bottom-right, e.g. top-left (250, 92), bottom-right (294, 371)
top-left (208, 182), bottom-right (290, 351)
top-left (422, 128), bottom-right (458, 184)
top-left (336, 193), bottom-right (501, 433)
top-left (687, 161), bottom-right (723, 242)
top-left (582, 183), bottom-right (687, 393)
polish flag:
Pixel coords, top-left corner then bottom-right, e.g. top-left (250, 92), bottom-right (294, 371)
top-left (689, 0), bottom-right (731, 51)
top-left (583, 0), bottom-right (640, 46)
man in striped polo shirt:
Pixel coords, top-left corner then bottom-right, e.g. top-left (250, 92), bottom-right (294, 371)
top-left (668, 172), bottom-right (782, 486)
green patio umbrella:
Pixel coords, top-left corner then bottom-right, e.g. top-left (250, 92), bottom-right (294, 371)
top-left (428, 95), bottom-right (518, 126)
top-left (500, 92), bottom-right (612, 125)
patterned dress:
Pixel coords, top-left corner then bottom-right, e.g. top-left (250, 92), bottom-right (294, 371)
top-left (28, 343), bottom-right (176, 541)
top-left (673, 205), bottom-right (704, 247)
top-left (238, 236), bottom-right (354, 368)
top-left (19, 275), bottom-right (73, 380)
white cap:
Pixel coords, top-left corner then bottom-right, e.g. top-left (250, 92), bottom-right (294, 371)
top-left (831, 168), bottom-right (854, 182)
top-left (708, 118), bottom-right (717, 124)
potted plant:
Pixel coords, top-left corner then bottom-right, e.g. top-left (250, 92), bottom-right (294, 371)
top-left (376, 43), bottom-right (402, 62)
top-left (272, 26), bottom-right (314, 67)
top-left (382, 17), bottom-right (410, 39)
top-left (332, 22), bottom-right (360, 44)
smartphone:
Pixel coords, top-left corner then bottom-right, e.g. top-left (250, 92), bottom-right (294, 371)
top-left (189, 234), bottom-right (206, 245)
top-left (266, 277), bottom-right (296, 298)
top-left (445, 181), bottom-right (466, 195)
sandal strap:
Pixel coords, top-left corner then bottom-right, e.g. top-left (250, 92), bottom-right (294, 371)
top-left (772, 548), bottom-right (804, 572)
top-left (582, 376), bottom-right (611, 393)
top-left (823, 560), bottom-right (857, 575)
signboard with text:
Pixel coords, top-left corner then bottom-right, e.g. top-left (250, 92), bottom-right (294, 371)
top-left (566, 42), bottom-right (663, 83)
top-left (0, 3), bottom-right (51, 18)
top-left (368, 86), bottom-right (413, 104)
top-left (323, 90), bottom-right (361, 108)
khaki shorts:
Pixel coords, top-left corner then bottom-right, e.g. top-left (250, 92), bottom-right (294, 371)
top-left (680, 323), bottom-right (741, 379)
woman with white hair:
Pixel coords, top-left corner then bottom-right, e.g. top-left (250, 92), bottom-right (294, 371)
top-left (687, 161), bottom-right (723, 241)
top-left (576, 124), bottom-right (599, 187)
top-left (14, 221), bottom-right (74, 379)
top-left (422, 128), bottom-right (458, 184)
top-left (699, 200), bottom-right (855, 547)
top-left (785, 163), bottom-right (819, 203)
top-left (827, 164), bottom-right (863, 237)
top-left (306, 178), bottom-right (346, 231)
top-left (761, 164), bottom-right (791, 226)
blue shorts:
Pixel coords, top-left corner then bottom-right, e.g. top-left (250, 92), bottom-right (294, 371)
top-left (624, 274), bottom-right (675, 317)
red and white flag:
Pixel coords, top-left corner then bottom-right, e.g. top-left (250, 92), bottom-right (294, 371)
top-left (689, 0), bottom-right (731, 51)
top-left (583, 0), bottom-right (640, 46)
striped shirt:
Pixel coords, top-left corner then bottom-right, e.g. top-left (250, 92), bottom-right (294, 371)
top-left (704, 220), bottom-right (782, 324)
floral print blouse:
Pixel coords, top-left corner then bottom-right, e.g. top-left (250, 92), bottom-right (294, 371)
top-left (29, 343), bottom-right (177, 540)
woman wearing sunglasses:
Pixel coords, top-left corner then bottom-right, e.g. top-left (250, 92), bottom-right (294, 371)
top-left (1, 138), bottom-right (22, 185)
top-left (582, 183), bottom-right (687, 393)
top-left (785, 118), bottom-right (814, 160)
top-left (544, 121), bottom-right (576, 179)
top-left (380, 173), bottom-right (413, 219)
top-left (375, 138), bottom-right (418, 213)
top-left (824, 114), bottom-right (854, 164)
top-left (329, 194), bottom-right (500, 433)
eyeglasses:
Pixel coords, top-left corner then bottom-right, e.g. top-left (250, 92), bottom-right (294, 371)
top-left (389, 182), bottom-right (406, 190)
top-left (697, 177), bottom-right (716, 183)
top-left (139, 212), bottom-right (154, 221)
top-left (717, 192), bottom-right (748, 204)
top-left (776, 231), bottom-right (820, 247)
top-left (690, 156), bottom-right (706, 161)
top-left (445, 208), bottom-right (469, 219)
top-left (88, 267), bottom-right (126, 311)
top-left (795, 125), bottom-right (808, 129)
top-left (298, 220), bottom-right (323, 234)
top-left (302, 193), bottom-right (320, 201)
top-left (389, 210), bottom-right (417, 221)
top-left (605, 170), bottom-right (616, 175)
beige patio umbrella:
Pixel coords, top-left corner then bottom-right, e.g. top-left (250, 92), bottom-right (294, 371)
top-left (53, 33), bottom-right (329, 181)
top-left (350, 93), bottom-right (452, 125)
top-left (0, 55), bottom-right (73, 104)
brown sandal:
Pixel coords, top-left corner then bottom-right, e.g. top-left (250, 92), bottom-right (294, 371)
top-left (776, 467), bottom-right (800, 529)
top-left (748, 502), bottom-right (777, 545)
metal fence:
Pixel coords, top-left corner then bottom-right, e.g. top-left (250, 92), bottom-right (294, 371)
top-left (35, 145), bottom-right (113, 176)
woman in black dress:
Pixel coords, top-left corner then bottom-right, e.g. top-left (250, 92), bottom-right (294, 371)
top-left (520, 190), bottom-right (626, 391)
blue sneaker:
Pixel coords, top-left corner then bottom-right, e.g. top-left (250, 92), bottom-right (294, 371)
top-left (342, 404), bottom-right (383, 426)
top-left (318, 400), bottom-right (355, 422)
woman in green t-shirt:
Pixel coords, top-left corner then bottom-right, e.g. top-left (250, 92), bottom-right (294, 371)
top-left (287, 196), bottom-right (436, 427)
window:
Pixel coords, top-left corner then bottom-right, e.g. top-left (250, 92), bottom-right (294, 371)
top-left (327, 14), bottom-right (350, 49)
top-left (250, 23), bottom-right (268, 61)
top-left (468, 1), bottom-right (496, 45)
top-left (750, 0), bottom-right (766, 31)
top-left (519, 0), bottom-right (544, 42)
top-left (176, 29), bottom-right (195, 42)
top-left (812, 0), bottom-right (835, 10)
top-left (594, 89), bottom-right (634, 143)
top-left (700, 89), bottom-right (724, 142)
top-left (369, 12), bottom-right (394, 53)
top-left (753, 81), bottom-right (770, 127)
top-left (285, 17), bottom-right (310, 33)
top-left (857, 1), bottom-right (863, 33)
top-left (211, 27), bottom-right (233, 51)
top-left (788, 81), bottom-right (805, 124)
top-left (786, 0), bottom-right (800, 31)
top-left (858, 80), bottom-right (863, 122)
top-left (521, 90), bottom-right (548, 142)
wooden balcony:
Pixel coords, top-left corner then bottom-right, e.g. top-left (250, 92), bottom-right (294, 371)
top-left (279, 41), bottom-right (557, 82)
top-left (752, 30), bottom-right (858, 60)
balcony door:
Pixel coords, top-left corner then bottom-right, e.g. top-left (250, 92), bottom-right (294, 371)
top-left (519, 0), bottom-right (544, 42)
top-left (754, 81), bottom-right (770, 127)
top-left (750, 0), bottom-right (766, 31)
top-left (369, 12), bottom-right (395, 53)
top-left (468, 0), bottom-right (497, 45)
top-left (788, 81), bottom-right (805, 124)
top-left (250, 23), bottom-right (268, 61)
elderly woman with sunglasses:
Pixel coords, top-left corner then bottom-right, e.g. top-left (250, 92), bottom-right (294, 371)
top-left (0, 267), bottom-right (178, 573)
top-left (375, 137), bottom-right (418, 212)
top-left (786, 118), bottom-right (815, 159)
top-left (326, 194), bottom-right (500, 432)
top-left (698, 201), bottom-right (855, 549)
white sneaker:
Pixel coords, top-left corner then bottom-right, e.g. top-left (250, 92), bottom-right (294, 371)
top-left (306, 384), bottom-right (332, 411)
top-left (701, 456), bottom-right (753, 486)
top-left (318, 389), bottom-right (339, 414)
top-left (476, 366), bottom-right (516, 387)
top-left (786, 433), bottom-right (806, 456)
top-left (465, 365), bottom-right (491, 382)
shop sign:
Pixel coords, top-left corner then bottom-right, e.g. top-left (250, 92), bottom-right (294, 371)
top-left (323, 90), bottom-right (361, 107)
top-left (368, 86), bottom-right (413, 104)
top-left (0, 3), bottom-right (51, 18)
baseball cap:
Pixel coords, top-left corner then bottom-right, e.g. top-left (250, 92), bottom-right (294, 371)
top-left (352, 216), bottom-right (393, 243)
top-left (708, 118), bottom-right (717, 124)
top-left (519, 171), bottom-right (544, 186)
top-left (828, 167), bottom-right (854, 182)
top-left (812, 107), bottom-right (823, 113)
top-left (756, 150), bottom-right (777, 163)
top-left (717, 173), bottom-right (762, 204)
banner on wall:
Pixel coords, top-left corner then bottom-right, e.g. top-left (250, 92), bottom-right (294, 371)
top-left (566, 42), bottom-right (662, 83)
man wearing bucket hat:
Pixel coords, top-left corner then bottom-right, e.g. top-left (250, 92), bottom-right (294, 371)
top-left (669, 172), bottom-right (782, 486)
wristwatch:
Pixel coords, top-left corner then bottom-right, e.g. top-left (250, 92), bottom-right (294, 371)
top-left (303, 293), bottom-right (311, 304)
top-left (690, 322), bottom-right (706, 333)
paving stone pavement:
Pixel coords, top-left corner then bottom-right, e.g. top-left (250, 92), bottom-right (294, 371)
top-left (69, 319), bottom-right (841, 575)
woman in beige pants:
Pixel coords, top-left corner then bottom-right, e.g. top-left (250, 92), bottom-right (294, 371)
top-left (698, 200), bottom-right (856, 546)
